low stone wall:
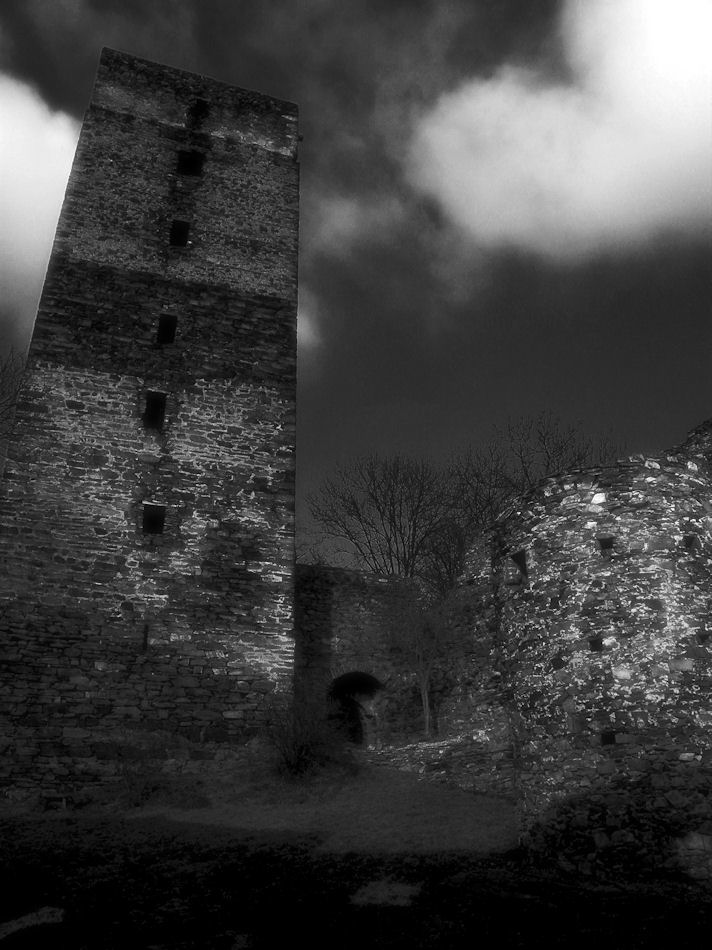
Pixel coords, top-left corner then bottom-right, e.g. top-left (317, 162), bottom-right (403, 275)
top-left (374, 736), bottom-right (514, 797)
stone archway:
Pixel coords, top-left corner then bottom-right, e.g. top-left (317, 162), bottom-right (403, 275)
top-left (327, 671), bottom-right (384, 747)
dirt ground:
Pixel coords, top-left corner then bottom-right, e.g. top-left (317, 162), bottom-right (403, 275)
top-left (1, 760), bottom-right (711, 949)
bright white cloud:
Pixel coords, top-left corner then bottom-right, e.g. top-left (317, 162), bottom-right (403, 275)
top-left (0, 74), bottom-right (78, 330)
top-left (307, 195), bottom-right (406, 257)
top-left (407, 0), bottom-right (712, 260)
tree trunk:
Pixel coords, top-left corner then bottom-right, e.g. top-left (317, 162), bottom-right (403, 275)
top-left (419, 678), bottom-right (432, 738)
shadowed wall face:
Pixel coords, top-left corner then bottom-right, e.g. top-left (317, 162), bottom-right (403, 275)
top-left (294, 563), bottom-right (514, 793)
top-left (294, 565), bottom-right (422, 736)
top-left (0, 49), bottom-right (299, 802)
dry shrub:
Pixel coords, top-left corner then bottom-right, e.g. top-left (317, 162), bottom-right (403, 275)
top-left (263, 695), bottom-right (356, 776)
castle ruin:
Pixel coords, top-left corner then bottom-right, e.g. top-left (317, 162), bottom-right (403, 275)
top-left (1, 49), bottom-right (711, 880)
top-left (0, 49), bottom-right (299, 800)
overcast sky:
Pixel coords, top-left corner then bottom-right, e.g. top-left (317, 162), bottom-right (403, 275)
top-left (1, 0), bottom-right (710, 536)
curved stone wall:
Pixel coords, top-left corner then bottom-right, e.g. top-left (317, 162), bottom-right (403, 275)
top-left (491, 424), bottom-right (712, 877)
top-left (295, 562), bottom-right (515, 792)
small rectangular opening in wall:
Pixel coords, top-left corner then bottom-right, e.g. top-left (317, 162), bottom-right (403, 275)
top-left (176, 150), bottom-right (205, 176)
top-left (143, 391), bottom-right (166, 430)
top-left (589, 636), bottom-right (604, 652)
top-left (683, 534), bottom-right (700, 551)
top-left (600, 730), bottom-right (616, 746)
top-left (157, 313), bottom-right (177, 344)
top-left (567, 713), bottom-right (583, 735)
top-left (142, 504), bottom-right (166, 535)
top-left (597, 536), bottom-right (614, 557)
top-left (186, 98), bottom-right (210, 126)
top-left (169, 220), bottom-right (191, 247)
top-left (696, 631), bottom-right (710, 645)
top-left (510, 549), bottom-right (528, 577)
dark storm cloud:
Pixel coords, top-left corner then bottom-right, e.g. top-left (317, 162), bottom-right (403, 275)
top-left (0, 0), bottom-right (562, 352)
top-left (0, 0), bottom-right (198, 112)
top-left (299, 235), bottom-right (712, 496)
top-left (1, 0), bottom-right (709, 529)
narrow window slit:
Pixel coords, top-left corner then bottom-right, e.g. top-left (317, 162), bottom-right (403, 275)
top-left (600, 730), bottom-right (616, 746)
top-left (683, 534), bottom-right (700, 551)
top-left (143, 391), bottom-right (166, 430)
top-left (169, 219), bottom-right (191, 247)
top-left (186, 98), bottom-right (210, 126)
top-left (176, 150), bottom-right (205, 176)
top-left (597, 535), bottom-right (614, 557)
top-left (142, 504), bottom-right (166, 535)
top-left (511, 549), bottom-right (528, 577)
top-left (567, 714), bottom-right (583, 735)
top-left (157, 313), bottom-right (177, 344)
top-left (589, 636), bottom-right (604, 652)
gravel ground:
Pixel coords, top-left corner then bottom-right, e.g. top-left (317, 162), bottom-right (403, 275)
top-left (1, 762), bottom-right (710, 949)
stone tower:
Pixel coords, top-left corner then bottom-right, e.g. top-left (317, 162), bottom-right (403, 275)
top-left (0, 49), bottom-right (299, 801)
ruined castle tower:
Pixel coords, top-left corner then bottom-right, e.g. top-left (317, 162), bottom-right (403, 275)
top-left (487, 423), bottom-right (712, 878)
top-left (0, 49), bottom-right (299, 800)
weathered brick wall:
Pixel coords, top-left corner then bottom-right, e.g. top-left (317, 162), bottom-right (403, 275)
top-left (489, 423), bottom-right (712, 877)
top-left (434, 572), bottom-right (514, 794)
top-left (0, 49), bottom-right (298, 803)
top-left (59, 48), bottom-right (298, 298)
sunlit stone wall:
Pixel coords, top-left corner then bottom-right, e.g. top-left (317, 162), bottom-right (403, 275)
top-left (0, 49), bottom-right (299, 803)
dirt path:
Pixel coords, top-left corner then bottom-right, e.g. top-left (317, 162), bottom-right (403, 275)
top-left (143, 763), bottom-right (519, 854)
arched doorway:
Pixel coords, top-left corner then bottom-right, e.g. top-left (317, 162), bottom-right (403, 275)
top-left (327, 671), bottom-right (384, 746)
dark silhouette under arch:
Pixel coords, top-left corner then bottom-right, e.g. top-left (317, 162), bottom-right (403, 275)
top-left (327, 672), bottom-right (384, 746)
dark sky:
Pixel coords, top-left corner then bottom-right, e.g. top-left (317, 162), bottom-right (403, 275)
top-left (0, 0), bottom-right (710, 540)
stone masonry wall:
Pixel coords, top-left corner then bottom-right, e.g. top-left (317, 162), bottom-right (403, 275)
top-left (0, 49), bottom-right (299, 803)
top-left (294, 565), bottom-right (423, 736)
top-left (295, 563), bottom-right (514, 793)
top-left (488, 422), bottom-right (712, 878)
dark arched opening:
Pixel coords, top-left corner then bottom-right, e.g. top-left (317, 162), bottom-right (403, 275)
top-left (327, 672), bottom-right (384, 746)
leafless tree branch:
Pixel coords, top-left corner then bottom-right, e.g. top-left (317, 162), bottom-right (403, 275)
top-left (308, 414), bottom-right (622, 598)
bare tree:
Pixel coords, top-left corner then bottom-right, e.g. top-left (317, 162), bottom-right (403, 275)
top-left (496, 410), bottom-right (623, 493)
top-left (443, 412), bottom-right (622, 579)
top-left (308, 414), bottom-right (622, 597)
top-left (405, 604), bottom-right (444, 739)
top-left (307, 414), bottom-right (622, 736)
top-left (449, 411), bottom-right (621, 526)
top-left (308, 453), bottom-right (453, 586)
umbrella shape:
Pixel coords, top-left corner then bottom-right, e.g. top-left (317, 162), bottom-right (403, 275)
top-left (328, 671), bottom-right (384, 700)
